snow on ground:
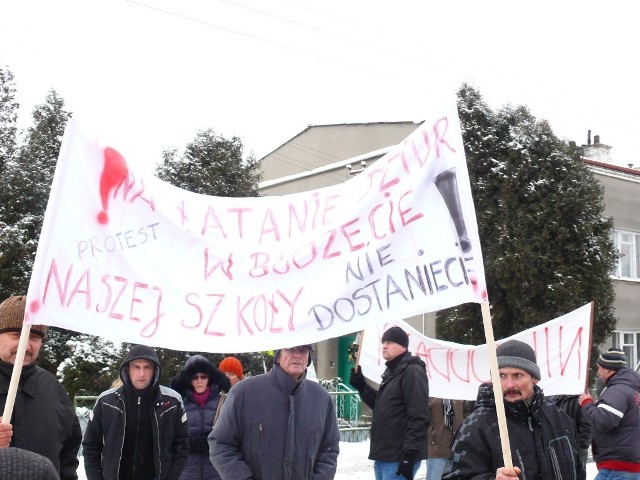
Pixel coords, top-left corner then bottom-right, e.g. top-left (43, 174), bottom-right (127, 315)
top-left (76, 440), bottom-right (598, 480)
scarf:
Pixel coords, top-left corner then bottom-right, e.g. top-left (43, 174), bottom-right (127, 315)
top-left (192, 387), bottom-right (211, 408)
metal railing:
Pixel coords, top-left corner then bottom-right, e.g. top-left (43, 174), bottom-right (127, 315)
top-left (74, 381), bottom-right (371, 446)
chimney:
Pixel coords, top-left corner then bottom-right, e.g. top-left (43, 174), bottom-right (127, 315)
top-left (581, 133), bottom-right (612, 164)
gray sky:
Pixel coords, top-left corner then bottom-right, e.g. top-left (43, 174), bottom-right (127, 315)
top-left (1, 0), bottom-right (638, 170)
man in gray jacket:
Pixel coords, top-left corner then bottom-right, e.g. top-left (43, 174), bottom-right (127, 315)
top-left (209, 344), bottom-right (340, 479)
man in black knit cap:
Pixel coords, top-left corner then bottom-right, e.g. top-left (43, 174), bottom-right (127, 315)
top-left (82, 344), bottom-right (188, 480)
top-left (349, 326), bottom-right (430, 480)
top-left (443, 339), bottom-right (579, 480)
top-left (579, 347), bottom-right (640, 479)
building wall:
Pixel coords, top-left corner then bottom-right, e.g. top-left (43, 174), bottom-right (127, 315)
top-left (589, 163), bottom-right (640, 356)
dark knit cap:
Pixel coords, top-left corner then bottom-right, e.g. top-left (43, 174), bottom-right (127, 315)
top-left (0, 296), bottom-right (48, 338)
top-left (381, 326), bottom-right (409, 349)
top-left (597, 348), bottom-right (627, 370)
top-left (496, 339), bottom-right (541, 380)
top-left (0, 447), bottom-right (59, 479)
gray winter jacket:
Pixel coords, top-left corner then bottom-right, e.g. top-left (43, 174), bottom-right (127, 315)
top-left (208, 364), bottom-right (340, 480)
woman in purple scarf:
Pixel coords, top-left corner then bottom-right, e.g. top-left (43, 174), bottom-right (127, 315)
top-left (171, 355), bottom-right (231, 480)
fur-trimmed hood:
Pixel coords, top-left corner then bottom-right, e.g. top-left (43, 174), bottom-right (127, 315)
top-left (171, 354), bottom-right (231, 396)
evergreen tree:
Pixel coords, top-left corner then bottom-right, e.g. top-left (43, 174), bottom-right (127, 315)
top-left (0, 66), bottom-right (19, 285)
top-left (156, 128), bottom-right (262, 197)
top-left (57, 335), bottom-right (125, 399)
top-left (437, 85), bottom-right (618, 366)
top-left (0, 65), bottom-right (18, 175)
top-left (155, 128), bottom-right (262, 380)
top-left (0, 90), bottom-right (71, 299)
top-left (0, 89), bottom-right (89, 381)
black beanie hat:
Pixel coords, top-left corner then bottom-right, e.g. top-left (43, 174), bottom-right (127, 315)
top-left (381, 326), bottom-right (409, 349)
top-left (496, 339), bottom-right (541, 380)
top-left (597, 348), bottom-right (627, 370)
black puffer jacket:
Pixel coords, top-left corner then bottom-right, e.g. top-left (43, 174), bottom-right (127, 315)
top-left (82, 345), bottom-right (189, 480)
top-left (443, 383), bottom-right (578, 480)
top-left (581, 367), bottom-right (640, 466)
top-left (0, 362), bottom-right (81, 480)
top-left (356, 351), bottom-right (430, 461)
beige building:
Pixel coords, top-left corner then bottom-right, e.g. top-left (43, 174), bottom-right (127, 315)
top-left (259, 124), bottom-right (640, 379)
top-left (581, 136), bottom-right (640, 369)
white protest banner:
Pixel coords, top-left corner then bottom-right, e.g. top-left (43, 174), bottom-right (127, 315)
top-left (359, 303), bottom-right (592, 399)
top-left (25, 103), bottom-right (487, 352)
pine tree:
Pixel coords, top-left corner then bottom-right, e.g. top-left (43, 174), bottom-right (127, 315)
top-left (0, 66), bottom-right (19, 281)
top-left (0, 65), bottom-right (18, 175)
top-left (156, 128), bottom-right (262, 197)
top-left (0, 90), bottom-right (71, 299)
top-left (437, 85), bottom-right (617, 360)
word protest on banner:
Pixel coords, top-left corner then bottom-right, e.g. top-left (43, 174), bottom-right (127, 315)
top-left (358, 303), bottom-right (592, 399)
top-left (25, 104), bottom-right (487, 353)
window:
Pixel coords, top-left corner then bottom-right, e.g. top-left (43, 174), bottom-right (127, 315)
top-left (611, 229), bottom-right (640, 279)
top-left (611, 330), bottom-right (639, 369)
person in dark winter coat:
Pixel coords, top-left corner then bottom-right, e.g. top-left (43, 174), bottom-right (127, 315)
top-left (0, 296), bottom-right (82, 480)
top-left (171, 355), bottom-right (231, 480)
top-left (427, 398), bottom-right (470, 480)
top-left (547, 394), bottom-right (592, 480)
top-left (349, 326), bottom-right (430, 480)
top-left (579, 348), bottom-right (640, 478)
top-left (82, 344), bottom-right (189, 480)
top-left (209, 344), bottom-right (340, 480)
top-left (0, 447), bottom-right (60, 480)
top-left (443, 339), bottom-right (578, 480)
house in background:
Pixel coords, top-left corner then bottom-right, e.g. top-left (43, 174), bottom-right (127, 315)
top-left (580, 135), bottom-right (640, 369)
top-left (258, 123), bottom-right (640, 379)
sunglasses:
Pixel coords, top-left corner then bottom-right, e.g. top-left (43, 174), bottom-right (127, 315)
top-left (192, 374), bottom-right (209, 381)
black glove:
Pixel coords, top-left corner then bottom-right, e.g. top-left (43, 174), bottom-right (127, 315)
top-left (210, 366), bottom-right (232, 392)
top-left (349, 366), bottom-right (366, 390)
top-left (188, 434), bottom-right (209, 454)
top-left (397, 453), bottom-right (416, 480)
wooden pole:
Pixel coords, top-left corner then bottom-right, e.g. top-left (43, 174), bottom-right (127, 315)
top-left (354, 330), bottom-right (364, 368)
top-left (481, 301), bottom-right (513, 469)
top-left (584, 301), bottom-right (595, 393)
top-left (1, 323), bottom-right (31, 424)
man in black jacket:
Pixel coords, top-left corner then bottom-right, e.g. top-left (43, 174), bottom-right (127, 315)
top-left (443, 339), bottom-right (578, 480)
top-left (350, 326), bottom-right (430, 480)
top-left (0, 295), bottom-right (82, 480)
top-left (82, 344), bottom-right (188, 480)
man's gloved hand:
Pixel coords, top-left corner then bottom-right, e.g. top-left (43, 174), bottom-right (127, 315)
top-left (397, 452), bottom-right (416, 480)
top-left (349, 366), bottom-right (366, 390)
top-left (210, 366), bottom-right (232, 392)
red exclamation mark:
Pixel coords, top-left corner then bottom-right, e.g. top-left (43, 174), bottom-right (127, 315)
top-left (97, 147), bottom-right (129, 224)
